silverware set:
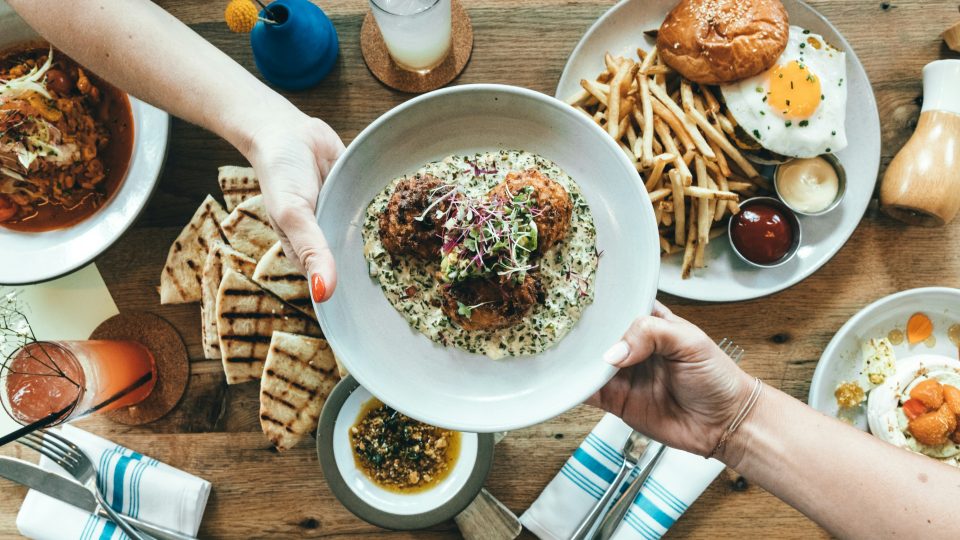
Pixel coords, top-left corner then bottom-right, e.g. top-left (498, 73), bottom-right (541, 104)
top-left (570, 338), bottom-right (744, 540)
top-left (4, 429), bottom-right (195, 540)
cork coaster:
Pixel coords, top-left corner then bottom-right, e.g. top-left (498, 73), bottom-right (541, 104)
top-left (361, 0), bottom-right (473, 94)
top-left (89, 312), bottom-right (189, 426)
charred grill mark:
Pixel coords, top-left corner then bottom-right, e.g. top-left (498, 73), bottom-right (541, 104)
top-left (261, 273), bottom-right (304, 282)
top-left (222, 289), bottom-right (263, 296)
top-left (221, 312), bottom-right (299, 320)
top-left (222, 334), bottom-right (272, 344)
top-left (268, 346), bottom-right (335, 374)
top-left (260, 414), bottom-right (286, 427)
top-left (262, 391), bottom-right (297, 410)
top-left (225, 356), bottom-right (263, 363)
top-left (237, 208), bottom-right (267, 224)
top-left (265, 368), bottom-right (318, 396)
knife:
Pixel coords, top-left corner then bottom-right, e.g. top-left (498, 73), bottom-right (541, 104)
top-left (0, 456), bottom-right (196, 540)
top-left (592, 442), bottom-right (668, 540)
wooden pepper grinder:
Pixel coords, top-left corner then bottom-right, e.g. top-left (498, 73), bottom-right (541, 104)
top-left (880, 60), bottom-right (960, 227)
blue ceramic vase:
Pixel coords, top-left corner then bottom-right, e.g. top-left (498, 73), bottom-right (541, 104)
top-left (250, 0), bottom-right (339, 91)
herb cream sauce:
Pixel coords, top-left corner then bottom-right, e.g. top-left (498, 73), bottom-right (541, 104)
top-left (362, 150), bottom-right (598, 358)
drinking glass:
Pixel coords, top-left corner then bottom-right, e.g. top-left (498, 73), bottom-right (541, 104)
top-left (1, 340), bottom-right (156, 431)
top-left (370, 0), bottom-right (452, 73)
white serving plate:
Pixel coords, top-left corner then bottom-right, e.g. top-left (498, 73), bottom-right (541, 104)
top-left (808, 287), bottom-right (960, 432)
top-left (556, 0), bottom-right (881, 302)
top-left (314, 84), bottom-right (660, 432)
top-left (0, 3), bottom-right (168, 285)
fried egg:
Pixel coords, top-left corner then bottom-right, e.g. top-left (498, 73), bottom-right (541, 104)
top-left (867, 355), bottom-right (960, 464)
top-left (720, 26), bottom-right (848, 159)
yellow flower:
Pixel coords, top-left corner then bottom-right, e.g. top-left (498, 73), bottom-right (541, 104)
top-left (225, 0), bottom-right (259, 33)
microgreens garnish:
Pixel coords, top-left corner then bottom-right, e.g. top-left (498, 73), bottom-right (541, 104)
top-left (456, 301), bottom-right (491, 319)
top-left (437, 185), bottom-right (542, 284)
top-left (464, 158), bottom-right (498, 176)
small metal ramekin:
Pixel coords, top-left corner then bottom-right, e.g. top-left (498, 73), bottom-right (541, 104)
top-left (773, 153), bottom-right (847, 217)
top-left (727, 196), bottom-right (802, 269)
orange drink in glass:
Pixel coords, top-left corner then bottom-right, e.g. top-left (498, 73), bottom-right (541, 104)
top-left (1, 340), bottom-right (156, 426)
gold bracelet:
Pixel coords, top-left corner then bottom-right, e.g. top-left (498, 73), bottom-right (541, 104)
top-left (707, 377), bottom-right (763, 459)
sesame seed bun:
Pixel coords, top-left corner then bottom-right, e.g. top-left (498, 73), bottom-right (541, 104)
top-left (657, 0), bottom-right (789, 85)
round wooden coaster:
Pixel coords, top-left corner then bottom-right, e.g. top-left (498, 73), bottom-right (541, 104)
top-left (89, 312), bottom-right (189, 426)
top-left (361, 0), bottom-right (473, 94)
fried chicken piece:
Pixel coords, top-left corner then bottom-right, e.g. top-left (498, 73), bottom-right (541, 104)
top-left (489, 169), bottom-right (573, 253)
top-left (441, 274), bottom-right (542, 331)
top-left (379, 175), bottom-right (450, 260)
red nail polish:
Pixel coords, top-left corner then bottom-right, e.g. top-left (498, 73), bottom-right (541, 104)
top-left (311, 273), bottom-right (326, 303)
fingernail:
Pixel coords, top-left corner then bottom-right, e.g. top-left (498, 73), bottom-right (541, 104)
top-left (603, 340), bottom-right (629, 365)
top-left (311, 273), bottom-right (326, 303)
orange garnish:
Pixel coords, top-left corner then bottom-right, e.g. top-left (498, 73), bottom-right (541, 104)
top-left (944, 384), bottom-right (960, 415)
top-left (907, 405), bottom-right (955, 446)
top-left (902, 398), bottom-right (928, 420)
top-left (907, 312), bottom-right (933, 345)
top-left (910, 378), bottom-right (944, 409)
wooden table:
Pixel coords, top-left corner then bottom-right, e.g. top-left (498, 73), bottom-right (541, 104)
top-left (2, 0), bottom-right (960, 537)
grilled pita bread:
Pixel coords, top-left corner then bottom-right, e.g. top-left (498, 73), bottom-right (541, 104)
top-left (201, 242), bottom-right (257, 359)
top-left (253, 242), bottom-right (312, 317)
top-left (216, 270), bottom-right (321, 384)
top-left (220, 195), bottom-right (279, 260)
top-left (218, 165), bottom-right (260, 211)
top-left (259, 331), bottom-right (339, 451)
top-left (160, 195), bottom-right (227, 304)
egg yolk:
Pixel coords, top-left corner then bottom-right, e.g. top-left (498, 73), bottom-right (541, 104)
top-left (767, 61), bottom-right (821, 120)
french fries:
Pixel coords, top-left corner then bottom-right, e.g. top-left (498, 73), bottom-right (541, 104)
top-left (566, 47), bottom-right (770, 279)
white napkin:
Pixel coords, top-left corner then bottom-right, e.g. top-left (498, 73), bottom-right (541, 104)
top-left (520, 414), bottom-right (725, 540)
top-left (16, 425), bottom-right (211, 540)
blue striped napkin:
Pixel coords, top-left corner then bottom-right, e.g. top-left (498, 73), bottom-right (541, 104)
top-left (520, 414), bottom-right (725, 539)
top-left (16, 425), bottom-right (211, 540)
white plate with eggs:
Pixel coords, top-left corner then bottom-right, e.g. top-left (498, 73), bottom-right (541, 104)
top-left (556, 0), bottom-right (881, 302)
top-left (808, 288), bottom-right (960, 463)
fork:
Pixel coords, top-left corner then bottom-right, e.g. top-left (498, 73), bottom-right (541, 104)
top-left (718, 337), bottom-right (745, 364)
top-left (570, 430), bottom-right (649, 540)
top-left (17, 429), bottom-right (199, 540)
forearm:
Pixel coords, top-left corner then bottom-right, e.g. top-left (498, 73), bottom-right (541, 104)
top-left (723, 384), bottom-right (959, 538)
top-left (8, 0), bottom-right (300, 154)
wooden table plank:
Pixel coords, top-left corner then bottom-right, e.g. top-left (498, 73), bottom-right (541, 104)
top-left (2, 0), bottom-right (959, 538)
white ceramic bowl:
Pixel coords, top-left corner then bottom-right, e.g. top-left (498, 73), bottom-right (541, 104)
top-left (556, 0), bottom-right (881, 302)
top-left (314, 84), bottom-right (660, 432)
top-left (809, 287), bottom-right (960, 432)
top-left (0, 3), bottom-right (169, 285)
top-left (317, 377), bottom-right (494, 529)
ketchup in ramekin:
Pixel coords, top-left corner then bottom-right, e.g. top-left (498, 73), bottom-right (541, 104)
top-left (728, 197), bottom-right (801, 267)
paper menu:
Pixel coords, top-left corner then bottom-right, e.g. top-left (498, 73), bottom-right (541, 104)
top-left (0, 264), bottom-right (119, 442)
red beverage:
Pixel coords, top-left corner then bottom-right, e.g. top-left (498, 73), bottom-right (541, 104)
top-left (2, 340), bottom-right (156, 426)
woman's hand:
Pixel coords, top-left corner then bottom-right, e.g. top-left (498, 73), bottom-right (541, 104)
top-left (590, 302), bottom-right (755, 459)
top-left (243, 112), bottom-right (345, 303)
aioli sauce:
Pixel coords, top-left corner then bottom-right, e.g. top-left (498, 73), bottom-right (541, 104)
top-left (776, 156), bottom-right (840, 213)
top-left (730, 204), bottom-right (794, 264)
